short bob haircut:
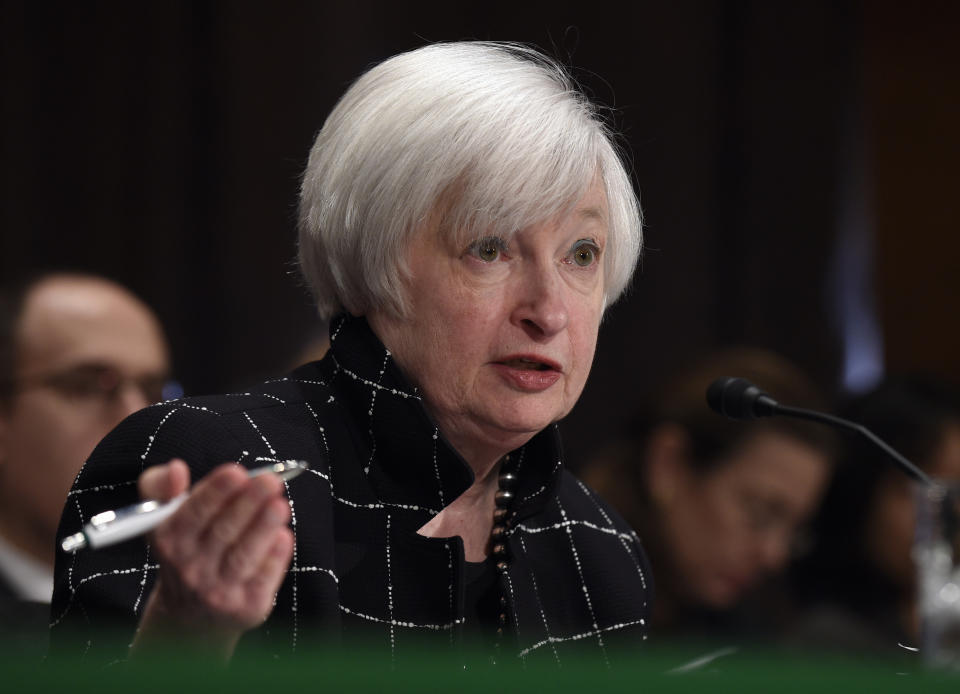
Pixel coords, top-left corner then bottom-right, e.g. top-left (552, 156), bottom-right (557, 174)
top-left (298, 41), bottom-right (643, 320)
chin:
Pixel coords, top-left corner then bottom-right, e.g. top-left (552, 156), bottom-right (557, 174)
top-left (699, 584), bottom-right (744, 610)
top-left (489, 402), bottom-right (566, 436)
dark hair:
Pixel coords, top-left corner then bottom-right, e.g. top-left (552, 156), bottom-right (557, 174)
top-left (652, 348), bottom-right (838, 472)
top-left (792, 374), bottom-right (960, 610)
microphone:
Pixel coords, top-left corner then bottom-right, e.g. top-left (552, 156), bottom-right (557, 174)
top-left (706, 377), bottom-right (779, 419)
top-left (706, 377), bottom-right (933, 486)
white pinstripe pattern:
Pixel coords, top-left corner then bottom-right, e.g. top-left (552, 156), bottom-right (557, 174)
top-left (557, 499), bottom-right (608, 665)
top-left (513, 518), bottom-right (636, 543)
top-left (574, 478), bottom-right (650, 591)
top-left (430, 429), bottom-right (445, 509)
top-left (243, 411), bottom-right (277, 457)
top-left (132, 551), bottom-right (152, 614)
top-left (332, 356), bottom-right (421, 401)
top-left (224, 392), bottom-right (287, 405)
top-left (140, 407), bottom-right (182, 461)
top-left (66, 480), bottom-right (137, 498)
top-left (518, 459), bottom-right (560, 504)
top-left (284, 475), bottom-right (300, 651)
top-left (518, 535), bottom-right (560, 665)
top-left (517, 619), bottom-right (647, 658)
top-left (444, 541), bottom-right (454, 645)
top-left (289, 565), bottom-right (338, 583)
top-left (339, 604), bottom-right (463, 631)
top-left (386, 514), bottom-right (395, 660)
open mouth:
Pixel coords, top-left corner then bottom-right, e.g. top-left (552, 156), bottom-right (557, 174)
top-left (498, 358), bottom-right (556, 371)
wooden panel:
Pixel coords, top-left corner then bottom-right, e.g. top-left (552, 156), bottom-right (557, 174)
top-left (866, 1), bottom-right (960, 383)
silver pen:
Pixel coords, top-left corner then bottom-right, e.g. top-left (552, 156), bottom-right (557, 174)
top-left (60, 460), bottom-right (309, 553)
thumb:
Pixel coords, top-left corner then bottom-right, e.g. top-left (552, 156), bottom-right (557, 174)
top-left (138, 459), bottom-right (191, 501)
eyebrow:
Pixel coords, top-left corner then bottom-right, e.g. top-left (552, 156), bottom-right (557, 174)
top-left (28, 361), bottom-right (170, 380)
top-left (576, 206), bottom-right (607, 223)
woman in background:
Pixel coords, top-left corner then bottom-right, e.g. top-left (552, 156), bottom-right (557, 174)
top-left (581, 349), bottom-right (835, 640)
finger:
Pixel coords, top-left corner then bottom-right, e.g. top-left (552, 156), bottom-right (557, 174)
top-left (200, 473), bottom-right (286, 561)
top-left (162, 463), bottom-right (247, 539)
top-left (153, 463), bottom-right (247, 563)
top-left (138, 459), bottom-right (191, 501)
top-left (219, 495), bottom-right (291, 584)
top-left (244, 527), bottom-right (295, 617)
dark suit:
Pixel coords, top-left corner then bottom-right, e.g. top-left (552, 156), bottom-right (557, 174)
top-left (0, 575), bottom-right (49, 659)
top-left (51, 315), bottom-right (652, 664)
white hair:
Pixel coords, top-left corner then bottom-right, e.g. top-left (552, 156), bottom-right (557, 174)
top-left (298, 41), bottom-right (642, 319)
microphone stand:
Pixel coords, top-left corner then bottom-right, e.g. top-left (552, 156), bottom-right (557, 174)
top-left (771, 403), bottom-right (934, 487)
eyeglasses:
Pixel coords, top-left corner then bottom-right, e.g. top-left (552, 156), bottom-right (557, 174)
top-left (7, 364), bottom-right (181, 406)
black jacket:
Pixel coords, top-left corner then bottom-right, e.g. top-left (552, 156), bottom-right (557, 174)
top-left (51, 315), bottom-right (652, 665)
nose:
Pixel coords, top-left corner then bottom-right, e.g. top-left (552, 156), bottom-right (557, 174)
top-left (757, 529), bottom-right (791, 572)
top-left (511, 260), bottom-right (569, 339)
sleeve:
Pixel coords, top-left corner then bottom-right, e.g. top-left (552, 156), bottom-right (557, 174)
top-left (48, 401), bottom-right (245, 660)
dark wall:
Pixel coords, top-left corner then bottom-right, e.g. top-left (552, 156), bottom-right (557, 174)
top-left (865, 1), bottom-right (960, 386)
top-left (6, 1), bottom-right (951, 468)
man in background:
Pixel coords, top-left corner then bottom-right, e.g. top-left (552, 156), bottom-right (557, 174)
top-left (0, 273), bottom-right (170, 653)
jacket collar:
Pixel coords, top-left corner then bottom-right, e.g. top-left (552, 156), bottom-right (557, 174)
top-left (325, 313), bottom-right (563, 521)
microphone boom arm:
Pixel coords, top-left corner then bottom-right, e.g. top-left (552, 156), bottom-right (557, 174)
top-left (774, 403), bottom-right (933, 487)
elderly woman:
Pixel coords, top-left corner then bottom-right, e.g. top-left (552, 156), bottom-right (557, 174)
top-left (51, 42), bottom-right (651, 664)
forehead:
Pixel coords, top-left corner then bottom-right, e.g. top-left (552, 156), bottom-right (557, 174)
top-left (16, 279), bottom-right (168, 374)
top-left (567, 179), bottom-right (609, 228)
top-left (715, 432), bottom-right (829, 499)
top-left (445, 175), bottom-right (610, 246)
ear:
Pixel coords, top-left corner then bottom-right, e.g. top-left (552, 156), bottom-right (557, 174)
top-left (643, 423), bottom-right (693, 507)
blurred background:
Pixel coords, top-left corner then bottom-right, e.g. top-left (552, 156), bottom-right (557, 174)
top-left (1, 0), bottom-right (957, 468)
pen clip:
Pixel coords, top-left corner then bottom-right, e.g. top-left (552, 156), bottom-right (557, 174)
top-left (252, 459), bottom-right (309, 482)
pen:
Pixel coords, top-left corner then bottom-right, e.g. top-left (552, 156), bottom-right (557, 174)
top-left (60, 460), bottom-right (309, 553)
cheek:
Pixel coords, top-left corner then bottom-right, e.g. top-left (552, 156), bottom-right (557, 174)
top-left (403, 301), bottom-right (492, 398)
top-left (688, 486), bottom-right (753, 565)
top-left (566, 310), bottom-right (601, 383)
top-left (665, 488), bottom-right (727, 563)
top-left (3, 401), bottom-right (98, 513)
top-left (24, 396), bottom-right (109, 455)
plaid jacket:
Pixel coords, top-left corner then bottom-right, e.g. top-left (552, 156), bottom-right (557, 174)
top-left (51, 315), bottom-right (652, 665)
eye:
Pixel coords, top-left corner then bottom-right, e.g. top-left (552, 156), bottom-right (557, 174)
top-left (49, 366), bottom-right (121, 400)
top-left (571, 239), bottom-right (600, 267)
top-left (466, 236), bottom-right (507, 262)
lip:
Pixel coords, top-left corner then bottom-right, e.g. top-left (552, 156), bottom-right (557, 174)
top-left (491, 354), bottom-right (563, 392)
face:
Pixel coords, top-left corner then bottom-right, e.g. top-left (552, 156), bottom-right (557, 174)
top-left (657, 431), bottom-right (830, 608)
top-left (368, 180), bottom-right (608, 465)
top-left (0, 277), bottom-right (170, 563)
top-left (865, 422), bottom-right (960, 591)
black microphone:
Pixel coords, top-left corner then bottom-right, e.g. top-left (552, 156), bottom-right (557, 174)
top-left (706, 376), bottom-right (933, 486)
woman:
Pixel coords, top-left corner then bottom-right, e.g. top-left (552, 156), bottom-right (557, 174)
top-left (580, 349), bottom-right (834, 640)
top-left (51, 42), bottom-right (651, 664)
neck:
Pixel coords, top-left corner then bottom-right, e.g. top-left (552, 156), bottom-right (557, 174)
top-left (417, 457), bottom-right (503, 562)
top-left (431, 409), bottom-right (535, 483)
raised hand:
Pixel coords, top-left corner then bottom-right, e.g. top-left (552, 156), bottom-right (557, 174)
top-left (132, 459), bottom-right (294, 658)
